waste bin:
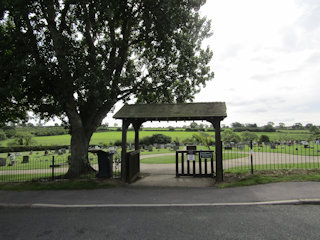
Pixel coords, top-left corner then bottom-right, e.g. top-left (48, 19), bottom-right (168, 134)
top-left (96, 150), bottom-right (113, 178)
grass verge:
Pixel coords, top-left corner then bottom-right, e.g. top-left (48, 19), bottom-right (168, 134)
top-left (0, 178), bottom-right (125, 191)
top-left (216, 169), bottom-right (320, 188)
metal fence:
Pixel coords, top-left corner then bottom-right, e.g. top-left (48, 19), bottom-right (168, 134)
top-left (222, 141), bottom-right (320, 172)
top-left (0, 149), bottom-right (121, 183)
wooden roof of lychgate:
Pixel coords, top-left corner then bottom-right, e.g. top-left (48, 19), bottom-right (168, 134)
top-left (113, 102), bottom-right (227, 121)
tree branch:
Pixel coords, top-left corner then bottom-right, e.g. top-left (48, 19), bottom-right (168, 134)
top-left (59, 0), bottom-right (71, 34)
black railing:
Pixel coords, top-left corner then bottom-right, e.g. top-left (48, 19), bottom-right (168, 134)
top-left (176, 150), bottom-right (214, 178)
top-left (0, 150), bottom-right (121, 183)
top-left (222, 141), bottom-right (320, 172)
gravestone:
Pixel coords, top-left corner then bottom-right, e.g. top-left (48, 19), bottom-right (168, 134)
top-left (148, 145), bottom-right (153, 152)
top-left (237, 144), bottom-right (244, 150)
top-left (22, 155), bottom-right (29, 164)
top-left (16, 153), bottom-right (22, 156)
top-left (59, 148), bottom-right (67, 154)
top-left (0, 158), bottom-right (6, 167)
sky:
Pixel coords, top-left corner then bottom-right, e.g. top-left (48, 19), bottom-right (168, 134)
top-left (194, 0), bottom-right (320, 127)
top-left (44, 0), bottom-right (320, 128)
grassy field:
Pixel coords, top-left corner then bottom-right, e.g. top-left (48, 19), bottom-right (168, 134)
top-left (0, 129), bottom-right (313, 147)
top-left (0, 131), bottom-right (199, 146)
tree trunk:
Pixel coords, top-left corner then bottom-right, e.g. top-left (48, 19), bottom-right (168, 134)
top-left (65, 126), bottom-right (95, 178)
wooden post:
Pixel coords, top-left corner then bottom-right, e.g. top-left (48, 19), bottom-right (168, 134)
top-left (121, 119), bottom-right (130, 181)
top-left (213, 120), bottom-right (223, 182)
top-left (133, 121), bottom-right (143, 151)
top-left (133, 120), bottom-right (143, 173)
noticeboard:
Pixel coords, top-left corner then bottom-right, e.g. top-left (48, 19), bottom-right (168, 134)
top-left (200, 151), bottom-right (213, 159)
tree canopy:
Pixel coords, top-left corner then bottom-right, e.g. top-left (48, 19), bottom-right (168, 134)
top-left (0, 0), bottom-right (213, 177)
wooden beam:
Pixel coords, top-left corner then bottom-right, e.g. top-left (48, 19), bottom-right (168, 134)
top-left (132, 120), bottom-right (143, 151)
top-left (213, 120), bottom-right (223, 182)
top-left (121, 119), bottom-right (130, 182)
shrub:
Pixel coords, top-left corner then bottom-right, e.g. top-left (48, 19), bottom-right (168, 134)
top-left (241, 131), bottom-right (258, 142)
top-left (140, 136), bottom-right (152, 145)
top-left (222, 129), bottom-right (241, 143)
top-left (168, 126), bottom-right (175, 131)
top-left (140, 134), bottom-right (171, 145)
top-left (2, 127), bottom-right (16, 138)
top-left (259, 135), bottom-right (270, 143)
top-left (0, 130), bottom-right (7, 140)
top-left (114, 140), bottom-right (122, 146)
top-left (150, 134), bottom-right (171, 144)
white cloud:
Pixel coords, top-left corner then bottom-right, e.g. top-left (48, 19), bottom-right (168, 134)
top-left (195, 0), bottom-right (320, 126)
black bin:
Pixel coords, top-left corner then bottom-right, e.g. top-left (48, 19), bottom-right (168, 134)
top-left (96, 150), bottom-right (113, 178)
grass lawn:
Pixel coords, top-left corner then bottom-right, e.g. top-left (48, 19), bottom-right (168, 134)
top-left (226, 162), bottom-right (320, 172)
top-left (0, 178), bottom-right (122, 191)
top-left (0, 173), bottom-right (65, 182)
top-left (217, 169), bottom-right (320, 188)
top-left (0, 131), bottom-right (201, 146)
top-left (0, 129), bottom-right (313, 147)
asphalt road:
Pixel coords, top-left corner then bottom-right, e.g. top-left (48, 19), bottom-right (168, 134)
top-left (1, 205), bottom-right (320, 240)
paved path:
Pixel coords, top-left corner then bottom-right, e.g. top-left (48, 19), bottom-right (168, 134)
top-left (1, 182), bottom-right (320, 206)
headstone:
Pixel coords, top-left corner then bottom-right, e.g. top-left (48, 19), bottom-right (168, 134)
top-left (156, 144), bottom-right (161, 150)
top-left (59, 148), bottom-right (67, 154)
top-left (148, 145), bottom-right (153, 152)
top-left (0, 158), bottom-right (6, 167)
top-left (108, 147), bottom-right (115, 152)
top-left (16, 153), bottom-right (22, 156)
top-left (237, 144), bottom-right (244, 150)
top-left (22, 155), bottom-right (29, 164)
top-left (160, 144), bottom-right (165, 149)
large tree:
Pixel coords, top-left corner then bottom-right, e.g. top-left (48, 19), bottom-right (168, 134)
top-left (0, 0), bottom-right (213, 177)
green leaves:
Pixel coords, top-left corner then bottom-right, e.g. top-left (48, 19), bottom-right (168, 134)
top-left (1, 0), bottom-right (213, 127)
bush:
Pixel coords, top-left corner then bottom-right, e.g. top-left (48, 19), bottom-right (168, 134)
top-left (241, 131), bottom-right (258, 142)
top-left (2, 127), bottom-right (16, 138)
top-left (259, 135), bottom-right (270, 143)
top-left (140, 134), bottom-right (171, 145)
top-left (114, 140), bottom-right (122, 146)
top-left (168, 126), bottom-right (175, 131)
top-left (0, 130), bottom-right (7, 140)
top-left (140, 136), bottom-right (152, 145)
top-left (222, 129), bottom-right (241, 143)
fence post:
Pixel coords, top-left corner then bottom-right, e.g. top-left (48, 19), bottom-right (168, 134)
top-left (52, 155), bottom-right (55, 181)
top-left (250, 141), bottom-right (254, 174)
